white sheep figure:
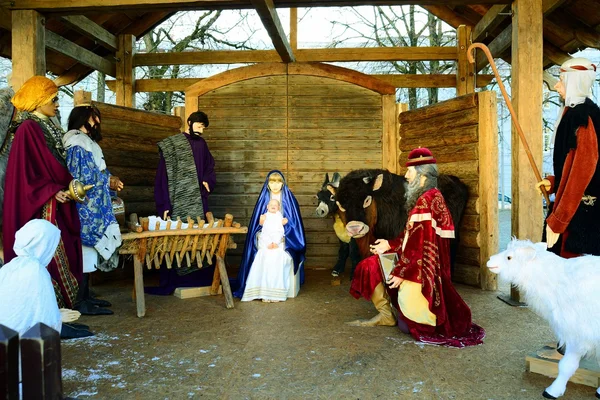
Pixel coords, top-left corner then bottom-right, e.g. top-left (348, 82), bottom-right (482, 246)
top-left (487, 239), bottom-right (600, 399)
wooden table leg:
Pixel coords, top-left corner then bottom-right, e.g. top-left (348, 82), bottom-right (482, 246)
top-left (134, 255), bottom-right (146, 317)
top-left (216, 255), bottom-right (234, 309)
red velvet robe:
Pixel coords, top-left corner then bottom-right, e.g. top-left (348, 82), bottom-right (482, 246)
top-left (2, 119), bottom-right (82, 308)
top-left (351, 188), bottom-right (484, 348)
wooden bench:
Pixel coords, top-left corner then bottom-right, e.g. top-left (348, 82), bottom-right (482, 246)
top-left (119, 213), bottom-right (247, 317)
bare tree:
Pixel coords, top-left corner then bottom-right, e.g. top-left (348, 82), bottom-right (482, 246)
top-left (135, 10), bottom-right (258, 114)
top-left (329, 6), bottom-right (455, 109)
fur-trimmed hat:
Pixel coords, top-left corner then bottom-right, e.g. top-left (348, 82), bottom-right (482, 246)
top-left (406, 147), bottom-right (436, 167)
top-left (11, 76), bottom-right (58, 112)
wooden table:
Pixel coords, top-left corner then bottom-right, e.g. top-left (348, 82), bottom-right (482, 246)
top-left (119, 214), bottom-right (247, 317)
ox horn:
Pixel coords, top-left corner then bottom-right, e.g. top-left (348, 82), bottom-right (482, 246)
top-left (336, 201), bottom-right (346, 213)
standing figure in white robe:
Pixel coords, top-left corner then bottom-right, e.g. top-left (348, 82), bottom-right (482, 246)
top-left (242, 199), bottom-right (293, 302)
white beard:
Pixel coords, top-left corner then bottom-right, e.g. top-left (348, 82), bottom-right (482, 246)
top-left (404, 177), bottom-right (436, 212)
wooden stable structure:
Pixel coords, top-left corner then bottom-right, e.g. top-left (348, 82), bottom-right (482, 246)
top-left (2, 0), bottom-right (597, 299)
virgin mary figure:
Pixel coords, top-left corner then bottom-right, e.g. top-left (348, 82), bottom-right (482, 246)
top-left (233, 170), bottom-right (306, 300)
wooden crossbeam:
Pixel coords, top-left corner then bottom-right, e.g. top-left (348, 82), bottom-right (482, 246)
top-left (472, 4), bottom-right (511, 43)
top-left (45, 30), bottom-right (116, 76)
top-left (0, 6), bottom-right (11, 30)
top-left (134, 46), bottom-right (457, 66)
top-left (420, 5), bottom-right (474, 28)
top-left (53, 64), bottom-right (97, 86)
top-left (105, 73), bottom-right (493, 92)
top-left (1, 1), bottom-right (512, 13)
top-left (295, 47), bottom-right (457, 62)
top-left (475, 0), bottom-right (570, 71)
top-left (59, 15), bottom-right (118, 52)
top-left (475, 23), bottom-right (511, 71)
top-left (251, 0), bottom-right (294, 63)
top-left (134, 49), bottom-right (281, 66)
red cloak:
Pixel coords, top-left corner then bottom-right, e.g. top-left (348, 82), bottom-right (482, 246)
top-left (2, 119), bottom-right (82, 308)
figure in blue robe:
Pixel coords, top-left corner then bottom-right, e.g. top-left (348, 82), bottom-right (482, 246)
top-left (233, 170), bottom-right (306, 298)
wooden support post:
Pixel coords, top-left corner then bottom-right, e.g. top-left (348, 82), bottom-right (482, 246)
top-left (20, 323), bottom-right (62, 399)
top-left (382, 94), bottom-right (399, 174)
top-left (477, 91), bottom-right (499, 291)
top-left (507, 0), bottom-right (543, 305)
top-left (0, 325), bottom-right (19, 400)
top-left (457, 25), bottom-right (475, 96)
top-left (115, 34), bottom-right (135, 107)
top-left (11, 10), bottom-right (45, 91)
top-left (396, 102), bottom-right (409, 170)
top-left (73, 90), bottom-right (92, 106)
top-left (290, 8), bottom-right (298, 52)
top-left (133, 254), bottom-right (146, 317)
top-left (173, 106), bottom-right (185, 131)
top-left (216, 256), bottom-right (234, 309)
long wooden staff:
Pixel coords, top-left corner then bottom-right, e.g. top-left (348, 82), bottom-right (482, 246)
top-left (467, 43), bottom-right (551, 205)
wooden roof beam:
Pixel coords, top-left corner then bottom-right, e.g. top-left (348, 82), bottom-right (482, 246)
top-left (45, 30), bottom-right (116, 76)
top-left (420, 5), bottom-right (474, 28)
top-left (1, 0), bottom-right (512, 13)
top-left (59, 15), bottom-right (118, 52)
top-left (472, 4), bottom-right (510, 43)
top-left (475, 0), bottom-right (570, 71)
top-left (134, 46), bottom-right (457, 66)
top-left (251, 0), bottom-right (294, 62)
top-left (0, 6), bottom-right (11, 30)
top-left (105, 74), bottom-right (493, 92)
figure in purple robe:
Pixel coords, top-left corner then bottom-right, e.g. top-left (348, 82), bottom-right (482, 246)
top-left (154, 111), bottom-right (216, 219)
top-left (148, 111), bottom-right (217, 295)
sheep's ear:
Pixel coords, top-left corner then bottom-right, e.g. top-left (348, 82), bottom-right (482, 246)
top-left (372, 174), bottom-right (384, 191)
top-left (516, 244), bottom-right (537, 262)
top-left (323, 173), bottom-right (330, 187)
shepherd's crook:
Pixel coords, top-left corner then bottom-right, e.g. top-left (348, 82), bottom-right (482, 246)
top-left (467, 43), bottom-right (551, 206)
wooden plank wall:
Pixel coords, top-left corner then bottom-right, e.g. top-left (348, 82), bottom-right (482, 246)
top-left (398, 92), bottom-right (498, 290)
top-left (93, 102), bottom-right (183, 217)
top-left (198, 74), bottom-right (383, 268)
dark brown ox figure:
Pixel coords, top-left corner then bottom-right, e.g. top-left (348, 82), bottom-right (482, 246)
top-left (335, 169), bottom-right (468, 274)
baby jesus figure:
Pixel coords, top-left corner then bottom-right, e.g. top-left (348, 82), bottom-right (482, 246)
top-left (259, 199), bottom-right (288, 249)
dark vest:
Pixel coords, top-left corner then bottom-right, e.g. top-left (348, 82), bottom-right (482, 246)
top-left (552, 98), bottom-right (600, 255)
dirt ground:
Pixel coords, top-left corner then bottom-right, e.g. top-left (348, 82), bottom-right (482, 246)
top-left (61, 267), bottom-right (594, 400)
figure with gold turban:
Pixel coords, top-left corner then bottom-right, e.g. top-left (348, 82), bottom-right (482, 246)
top-left (2, 76), bottom-right (84, 319)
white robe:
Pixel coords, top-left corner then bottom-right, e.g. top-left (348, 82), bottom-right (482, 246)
top-left (242, 199), bottom-right (293, 302)
top-left (0, 219), bottom-right (62, 334)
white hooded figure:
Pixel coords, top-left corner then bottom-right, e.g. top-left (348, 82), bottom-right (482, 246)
top-left (0, 219), bottom-right (62, 334)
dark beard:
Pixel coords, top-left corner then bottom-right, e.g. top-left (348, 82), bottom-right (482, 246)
top-left (404, 178), bottom-right (436, 212)
top-left (84, 122), bottom-right (102, 142)
top-left (89, 125), bottom-right (102, 142)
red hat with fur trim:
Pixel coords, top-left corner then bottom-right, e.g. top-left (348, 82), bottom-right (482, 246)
top-left (406, 147), bottom-right (436, 167)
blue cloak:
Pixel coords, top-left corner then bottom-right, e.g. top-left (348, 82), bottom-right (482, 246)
top-left (233, 170), bottom-right (306, 298)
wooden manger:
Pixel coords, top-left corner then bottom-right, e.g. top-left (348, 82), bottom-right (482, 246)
top-left (119, 213), bottom-right (248, 317)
